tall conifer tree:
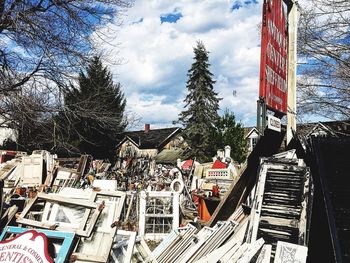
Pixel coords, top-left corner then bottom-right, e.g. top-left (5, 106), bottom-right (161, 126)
top-left (60, 56), bottom-right (126, 159)
top-left (178, 41), bottom-right (221, 161)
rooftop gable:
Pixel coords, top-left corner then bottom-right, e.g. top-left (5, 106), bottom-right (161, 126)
top-left (117, 127), bottom-right (181, 149)
top-left (297, 120), bottom-right (350, 138)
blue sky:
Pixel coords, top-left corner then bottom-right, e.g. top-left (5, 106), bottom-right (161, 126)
top-left (94, 0), bottom-right (267, 129)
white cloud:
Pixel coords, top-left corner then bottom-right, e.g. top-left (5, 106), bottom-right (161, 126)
top-left (94, 0), bottom-right (263, 129)
top-left (127, 92), bottom-right (183, 128)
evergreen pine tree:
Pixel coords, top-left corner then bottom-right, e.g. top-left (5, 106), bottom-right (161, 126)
top-left (60, 56), bottom-right (126, 159)
top-left (178, 41), bottom-right (221, 162)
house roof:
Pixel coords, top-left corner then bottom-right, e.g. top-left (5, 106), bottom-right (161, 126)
top-left (211, 159), bottom-right (227, 169)
top-left (297, 120), bottom-right (350, 138)
top-left (244, 127), bottom-right (259, 138)
top-left (154, 148), bottom-right (184, 164)
top-left (117, 127), bottom-right (181, 150)
top-left (243, 121), bottom-right (350, 139)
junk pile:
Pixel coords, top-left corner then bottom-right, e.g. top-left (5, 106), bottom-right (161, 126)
top-left (0, 151), bottom-right (137, 262)
top-left (0, 146), bottom-right (244, 262)
top-left (0, 133), bottom-right (340, 263)
top-left (138, 150), bottom-right (313, 263)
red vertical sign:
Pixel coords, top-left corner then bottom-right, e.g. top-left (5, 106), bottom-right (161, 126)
top-left (259, 0), bottom-right (288, 114)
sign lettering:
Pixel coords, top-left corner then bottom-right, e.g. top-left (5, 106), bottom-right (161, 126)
top-left (259, 0), bottom-right (288, 114)
top-left (0, 231), bottom-right (53, 263)
top-left (267, 114), bottom-right (282, 132)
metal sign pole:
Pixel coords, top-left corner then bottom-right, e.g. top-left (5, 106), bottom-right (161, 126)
top-left (257, 100), bottom-right (261, 137)
top-left (257, 98), bottom-right (266, 137)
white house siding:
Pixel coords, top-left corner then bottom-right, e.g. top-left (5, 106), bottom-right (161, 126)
top-left (246, 130), bottom-right (259, 152)
top-left (118, 141), bottom-right (158, 159)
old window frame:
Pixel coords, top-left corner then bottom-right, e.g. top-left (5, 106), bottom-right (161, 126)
top-left (18, 155), bottom-right (44, 186)
top-left (139, 191), bottom-right (179, 240)
top-left (72, 190), bottom-right (126, 262)
top-left (110, 230), bottom-right (136, 263)
top-left (51, 168), bottom-right (79, 193)
top-left (16, 193), bottom-right (102, 237)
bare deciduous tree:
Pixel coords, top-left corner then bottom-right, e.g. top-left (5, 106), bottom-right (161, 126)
top-left (298, 0), bottom-right (350, 120)
top-left (0, 84), bottom-right (56, 150)
top-left (0, 1), bottom-right (133, 151)
top-left (0, 0), bottom-right (131, 95)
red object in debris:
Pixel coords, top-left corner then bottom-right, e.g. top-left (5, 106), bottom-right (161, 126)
top-left (198, 197), bottom-right (211, 222)
top-left (212, 185), bottom-right (219, 197)
top-left (15, 187), bottom-right (26, 196)
top-left (197, 196), bottom-right (221, 222)
top-left (182, 159), bottom-right (194, 170)
top-left (211, 160), bottom-right (227, 169)
top-left (192, 192), bottom-right (199, 204)
top-left (0, 150), bottom-right (18, 163)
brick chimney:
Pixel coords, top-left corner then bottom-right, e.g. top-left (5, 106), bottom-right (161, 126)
top-left (144, 123), bottom-right (150, 133)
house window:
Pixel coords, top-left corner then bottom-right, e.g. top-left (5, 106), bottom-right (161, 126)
top-left (125, 143), bottom-right (133, 157)
top-left (252, 137), bottom-right (258, 149)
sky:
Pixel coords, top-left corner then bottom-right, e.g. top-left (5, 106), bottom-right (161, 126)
top-left (96, 0), bottom-right (267, 130)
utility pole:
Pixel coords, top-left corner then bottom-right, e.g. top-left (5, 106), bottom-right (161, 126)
top-left (286, 0), bottom-right (300, 144)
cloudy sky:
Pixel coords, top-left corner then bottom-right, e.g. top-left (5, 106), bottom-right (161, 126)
top-left (99, 0), bottom-right (265, 129)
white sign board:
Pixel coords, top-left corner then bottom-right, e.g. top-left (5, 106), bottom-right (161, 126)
top-left (267, 115), bottom-right (281, 132)
top-left (0, 230), bottom-right (53, 263)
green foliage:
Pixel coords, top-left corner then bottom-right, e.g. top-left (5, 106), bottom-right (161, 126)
top-left (59, 56), bottom-right (126, 159)
top-left (213, 110), bottom-right (247, 163)
top-left (178, 41), bottom-right (221, 162)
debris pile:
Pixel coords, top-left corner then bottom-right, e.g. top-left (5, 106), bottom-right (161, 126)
top-left (140, 150), bottom-right (312, 263)
top-left (0, 151), bottom-right (135, 262)
top-left (245, 150), bottom-right (312, 260)
top-left (1, 133), bottom-right (343, 263)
